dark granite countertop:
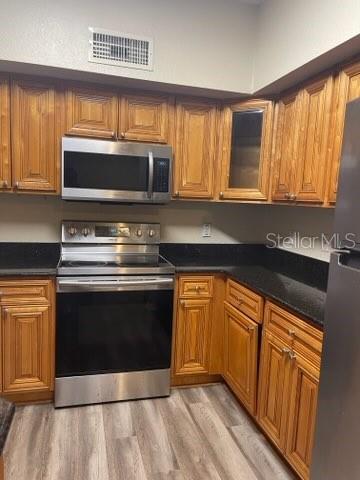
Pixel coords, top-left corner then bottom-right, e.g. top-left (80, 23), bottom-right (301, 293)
top-left (0, 243), bottom-right (60, 276)
top-left (0, 397), bottom-right (15, 455)
top-left (160, 244), bottom-right (328, 328)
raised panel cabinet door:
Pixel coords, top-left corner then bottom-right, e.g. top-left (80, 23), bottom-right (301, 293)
top-left (174, 100), bottom-right (217, 198)
top-left (120, 94), bottom-right (172, 143)
top-left (66, 86), bottom-right (118, 139)
top-left (11, 78), bottom-right (61, 192)
top-left (272, 92), bottom-right (301, 201)
top-left (223, 302), bottom-right (258, 415)
top-left (174, 298), bottom-right (211, 375)
top-left (2, 304), bottom-right (54, 393)
top-left (219, 99), bottom-right (273, 201)
top-left (285, 353), bottom-right (320, 480)
top-left (328, 61), bottom-right (360, 203)
top-left (257, 331), bottom-right (291, 451)
top-left (0, 75), bottom-right (11, 191)
top-left (295, 76), bottom-right (334, 203)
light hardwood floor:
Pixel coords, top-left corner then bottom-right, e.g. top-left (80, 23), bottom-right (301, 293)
top-left (4, 384), bottom-right (296, 480)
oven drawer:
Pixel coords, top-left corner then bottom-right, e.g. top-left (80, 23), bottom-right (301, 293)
top-left (178, 276), bottom-right (214, 298)
top-left (226, 278), bottom-right (264, 324)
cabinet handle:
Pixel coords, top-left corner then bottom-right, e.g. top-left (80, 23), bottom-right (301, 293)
top-left (1, 180), bottom-right (8, 188)
top-left (180, 300), bottom-right (185, 307)
top-left (247, 325), bottom-right (255, 332)
top-left (288, 350), bottom-right (297, 360)
top-left (195, 285), bottom-right (201, 293)
top-left (288, 329), bottom-right (295, 337)
top-left (235, 296), bottom-right (243, 304)
top-left (289, 193), bottom-right (297, 201)
top-left (219, 192), bottom-right (224, 199)
top-left (174, 191), bottom-right (180, 198)
top-left (120, 132), bottom-right (125, 139)
top-left (282, 347), bottom-right (291, 355)
top-left (284, 192), bottom-right (290, 199)
top-left (14, 181), bottom-right (19, 189)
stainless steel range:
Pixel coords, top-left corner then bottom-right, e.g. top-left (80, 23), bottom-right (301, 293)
top-left (55, 221), bottom-right (175, 408)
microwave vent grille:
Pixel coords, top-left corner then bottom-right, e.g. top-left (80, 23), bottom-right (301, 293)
top-left (89, 27), bottom-right (153, 71)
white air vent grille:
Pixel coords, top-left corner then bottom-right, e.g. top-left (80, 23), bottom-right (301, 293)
top-left (89, 27), bottom-right (153, 71)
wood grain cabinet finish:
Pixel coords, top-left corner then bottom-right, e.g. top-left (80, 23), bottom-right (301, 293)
top-left (225, 279), bottom-right (264, 324)
top-left (294, 76), bottom-right (333, 203)
top-left (272, 91), bottom-right (300, 201)
top-left (173, 298), bottom-right (211, 375)
top-left (327, 61), bottom-right (360, 203)
top-left (219, 99), bottom-right (273, 201)
top-left (120, 94), bottom-right (172, 143)
top-left (66, 86), bottom-right (118, 139)
top-left (11, 78), bottom-right (61, 193)
top-left (174, 99), bottom-right (218, 198)
top-left (0, 75), bottom-right (11, 191)
top-left (0, 278), bottom-right (55, 399)
top-left (285, 352), bottom-right (320, 480)
top-left (223, 301), bottom-right (258, 415)
top-left (257, 330), bottom-right (291, 451)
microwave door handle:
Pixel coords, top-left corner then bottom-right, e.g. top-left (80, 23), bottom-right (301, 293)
top-left (147, 151), bottom-right (154, 199)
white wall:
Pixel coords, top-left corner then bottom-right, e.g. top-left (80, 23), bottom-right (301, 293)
top-left (253, 0), bottom-right (360, 92)
top-left (0, 196), bottom-right (334, 261)
top-left (0, 0), bottom-right (257, 94)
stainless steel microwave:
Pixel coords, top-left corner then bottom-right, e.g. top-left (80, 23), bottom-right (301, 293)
top-left (62, 137), bottom-right (172, 203)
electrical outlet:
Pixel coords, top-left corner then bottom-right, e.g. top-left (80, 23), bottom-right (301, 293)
top-left (202, 223), bottom-right (211, 237)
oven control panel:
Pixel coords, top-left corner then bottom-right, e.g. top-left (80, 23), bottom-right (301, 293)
top-left (62, 221), bottom-right (160, 244)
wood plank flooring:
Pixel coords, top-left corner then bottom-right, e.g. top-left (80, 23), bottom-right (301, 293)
top-left (4, 384), bottom-right (296, 480)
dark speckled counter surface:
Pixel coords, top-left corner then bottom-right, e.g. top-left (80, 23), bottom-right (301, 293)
top-left (160, 244), bottom-right (328, 328)
top-left (0, 397), bottom-right (14, 455)
top-left (0, 243), bottom-right (60, 276)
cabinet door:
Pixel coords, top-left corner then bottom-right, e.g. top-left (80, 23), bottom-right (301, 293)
top-left (120, 94), bottom-right (171, 143)
top-left (11, 78), bottom-right (61, 192)
top-left (2, 304), bottom-right (54, 393)
top-left (174, 100), bottom-right (217, 198)
top-left (174, 298), bottom-right (211, 375)
top-left (294, 76), bottom-right (333, 203)
top-left (285, 353), bottom-right (320, 480)
top-left (257, 331), bottom-right (291, 451)
top-left (223, 302), bottom-right (258, 415)
top-left (328, 61), bottom-right (360, 203)
top-left (66, 86), bottom-right (118, 139)
top-left (0, 74), bottom-right (11, 191)
top-left (272, 92), bottom-right (301, 201)
top-left (219, 99), bottom-right (273, 201)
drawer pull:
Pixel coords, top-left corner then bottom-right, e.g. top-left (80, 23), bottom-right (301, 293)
top-left (282, 347), bottom-right (291, 355)
top-left (288, 350), bottom-right (297, 360)
top-left (247, 325), bottom-right (255, 332)
top-left (190, 285), bottom-right (203, 293)
top-left (288, 329), bottom-right (295, 337)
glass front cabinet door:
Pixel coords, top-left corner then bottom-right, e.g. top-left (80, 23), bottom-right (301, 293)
top-left (219, 100), bottom-right (274, 201)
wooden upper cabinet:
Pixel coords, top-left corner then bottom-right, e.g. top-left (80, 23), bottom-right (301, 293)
top-left (173, 297), bottom-right (211, 375)
top-left (224, 302), bottom-right (259, 415)
top-left (257, 330), bottom-right (291, 451)
top-left (219, 99), bottom-right (273, 201)
top-left (328, 61), bottom-right (360, 203)
top-left (173, 99), bottom-right (217, 198)
top-left (272, 91), bottom-right (300, 201)
top-left (285, 353), bottom-right (320, 480)
top-left (119, 94), bottom-right (172, 143)
top-left (294, 76), bottom-right (333, 203)
top-left (0, 75), bottom-right (10, 191)
top-left (65, 86), bottom-right (118, 139)
top-left (11, 78), bottom-right (61, 193)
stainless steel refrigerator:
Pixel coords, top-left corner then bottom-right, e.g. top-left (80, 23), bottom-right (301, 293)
top-left (311, 97), bottom-right (360, 478)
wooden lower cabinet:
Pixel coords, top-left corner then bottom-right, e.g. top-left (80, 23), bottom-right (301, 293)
top-left (0, 278), bottom-right (55, 402)
top-left (257, 330), bottom-right (291, 450)
top-left (223, 301), bottom-right (258, 415)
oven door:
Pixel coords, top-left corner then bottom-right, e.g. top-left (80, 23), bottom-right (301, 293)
top-left (62, 137), bottom-right (172, 203)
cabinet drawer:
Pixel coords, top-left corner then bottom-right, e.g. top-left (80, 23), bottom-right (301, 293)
top-left (226, 279), bottom-right (264, 323)
top-left (264, 301), bottom-right (323, 367)
top-left (0, 279), bottom-right (53, 305)
top-left (178, 276), bottom-right (213, 298)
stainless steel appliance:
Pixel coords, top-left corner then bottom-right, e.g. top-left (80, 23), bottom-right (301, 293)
top-left (55, 221), bottom-right (175, 408)
top-left (62, 137), bottom-right (172, 203)
top-left (311, 98), bottom-right (360, 478)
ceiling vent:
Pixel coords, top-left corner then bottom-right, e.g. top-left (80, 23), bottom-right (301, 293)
top-left (89, 27), bottom-right (153, 71)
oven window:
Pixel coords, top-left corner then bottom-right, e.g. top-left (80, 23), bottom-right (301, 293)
top-left (64, 152), bottom-right (149, 191)
top-left (56, 290), bottom-right (173, 377)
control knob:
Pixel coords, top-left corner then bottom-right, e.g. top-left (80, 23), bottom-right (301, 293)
top-left (149, 229), bottom-right (155, 238)
top-left (68, 226), bottom-right (77, 236)
top-left (136, 229), bottom-right (143, 237)
top-left (82, 227), bottom-right (91, 237)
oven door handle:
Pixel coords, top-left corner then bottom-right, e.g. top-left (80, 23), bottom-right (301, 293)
top-left (57, 276), bottom-right (174, 292)
top-left (147, 151), bottom-right (154, 199)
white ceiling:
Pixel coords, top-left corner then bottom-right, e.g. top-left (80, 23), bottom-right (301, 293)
top-left (237, 0), bottom-right (264, 4)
